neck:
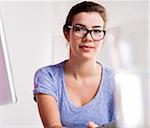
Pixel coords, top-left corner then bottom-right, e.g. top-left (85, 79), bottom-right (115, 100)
top-left (64, 58), bottom-right (100, 79)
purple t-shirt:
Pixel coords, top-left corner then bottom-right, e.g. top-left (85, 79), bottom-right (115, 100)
top-left (33, 60), bottom-right (116, 128)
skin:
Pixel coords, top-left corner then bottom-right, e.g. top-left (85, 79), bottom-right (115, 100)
top-left (36, 12), bottom-right (105, 128)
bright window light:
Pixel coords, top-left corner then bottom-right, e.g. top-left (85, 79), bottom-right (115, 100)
top-left (115, 69), bottom-right (144, 128)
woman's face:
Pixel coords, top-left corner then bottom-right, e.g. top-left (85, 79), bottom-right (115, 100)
top-left (66, 12), bottom-right (105, 61)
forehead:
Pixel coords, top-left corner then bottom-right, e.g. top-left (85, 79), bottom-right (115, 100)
top-left (72, 12), bottom-right (104, 28)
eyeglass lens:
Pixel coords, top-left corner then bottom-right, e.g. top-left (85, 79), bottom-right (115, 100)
top-left (72, 25), bottom-right (105, 40)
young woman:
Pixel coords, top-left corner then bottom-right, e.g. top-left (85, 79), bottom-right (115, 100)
top-left (33, 1), bottom-right (115, 128)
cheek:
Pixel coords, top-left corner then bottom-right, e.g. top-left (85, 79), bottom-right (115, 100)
top-left (69, 36), bottom-right (81, 46)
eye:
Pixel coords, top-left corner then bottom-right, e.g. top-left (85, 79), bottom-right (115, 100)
top-left (73, 26), bottom-right (86, 32)
top-left (92, 29), bottom-right (102, 34)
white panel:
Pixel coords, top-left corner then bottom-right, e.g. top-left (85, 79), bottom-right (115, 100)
top-left (0, 1), bottom-right (53, 127)
top-left (0, 107), bottom-right (3, 126)
top-left (52, 35), bottom-right (69, 64)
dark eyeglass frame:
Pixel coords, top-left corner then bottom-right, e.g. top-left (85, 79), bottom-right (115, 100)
top-left (66, 24), bottom-right (106, 41)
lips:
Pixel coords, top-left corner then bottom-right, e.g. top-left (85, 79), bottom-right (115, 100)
top-left (79, 44), bottom-right (94, 48)
top-left (79, 45), bottom-right (94, 48)
top-left (79, 45), bottom-right (94, 51)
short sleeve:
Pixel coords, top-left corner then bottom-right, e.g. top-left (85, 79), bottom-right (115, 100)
top-left (33, 68), bottom-right (57, 101)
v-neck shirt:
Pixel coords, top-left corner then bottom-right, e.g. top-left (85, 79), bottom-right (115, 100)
top-left (33, 60), bottom-right (116, 128)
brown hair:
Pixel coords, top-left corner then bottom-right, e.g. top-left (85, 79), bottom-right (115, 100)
top-left (63, 1), bottom-right (107, 32)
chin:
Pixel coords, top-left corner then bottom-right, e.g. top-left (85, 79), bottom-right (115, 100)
top-left (79, 54), bottom-right (96, 61)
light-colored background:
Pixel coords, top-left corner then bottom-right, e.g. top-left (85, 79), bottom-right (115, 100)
top-left (0, 0), bottom-right (149, 128)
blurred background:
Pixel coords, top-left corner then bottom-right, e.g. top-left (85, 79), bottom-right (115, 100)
top-left (0, 0), bottom-right (149, 128)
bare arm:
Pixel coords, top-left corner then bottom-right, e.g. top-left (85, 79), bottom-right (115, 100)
top-left (36, 93), bottom-right (62, 128)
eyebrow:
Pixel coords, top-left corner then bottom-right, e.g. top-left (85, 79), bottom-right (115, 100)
top-left (74, 23), bottom-right (103, 29)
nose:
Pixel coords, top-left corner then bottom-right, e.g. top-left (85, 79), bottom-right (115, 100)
top-left (83, 32), bottom-right (93, 42)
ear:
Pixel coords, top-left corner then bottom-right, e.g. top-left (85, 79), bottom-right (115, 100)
top-left (63, 31), bottom-right (70, 42)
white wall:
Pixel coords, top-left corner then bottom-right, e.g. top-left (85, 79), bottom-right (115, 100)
top-left (0, 1), bottom-right (149, 127)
